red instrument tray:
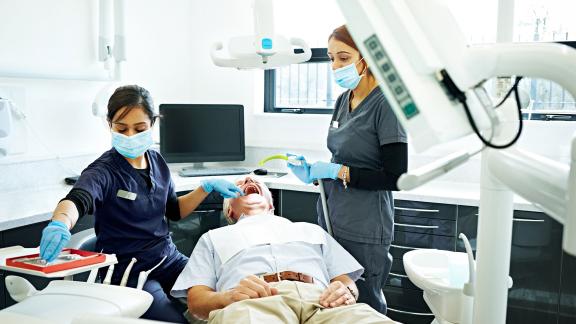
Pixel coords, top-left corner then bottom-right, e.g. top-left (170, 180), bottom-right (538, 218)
top-left (5, 248), bottom-right (106, 274)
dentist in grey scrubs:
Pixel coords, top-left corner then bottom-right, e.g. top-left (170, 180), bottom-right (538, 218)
top-left (288, 25), bottom-right (407, 315)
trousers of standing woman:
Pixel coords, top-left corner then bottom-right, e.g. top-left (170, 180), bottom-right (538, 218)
top-left (334, 236), bottom-right (393, 315)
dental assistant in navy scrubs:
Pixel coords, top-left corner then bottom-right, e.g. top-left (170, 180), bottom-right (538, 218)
top-left (38, 85), bottom-right (243, 323)
top-left (288, 25), bottom-right (408, 315)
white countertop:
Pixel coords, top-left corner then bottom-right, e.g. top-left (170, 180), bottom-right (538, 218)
top-left (0, 169), bottom-right (540, 232)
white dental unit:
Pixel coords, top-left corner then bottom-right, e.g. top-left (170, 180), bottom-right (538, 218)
top-left (336, 0), bottom-right (576, 323)
top-left (0, 246), bottom-right (152, 323)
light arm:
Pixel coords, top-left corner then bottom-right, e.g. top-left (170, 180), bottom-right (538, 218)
top-left (52, 200), bottom-right (79, 230)
top-left (330, 274), bottom-right (358, 301)
top-left (186, 286), bottom-right (228, 320)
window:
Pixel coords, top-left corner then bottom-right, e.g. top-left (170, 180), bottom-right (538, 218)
top-left (513, 1), bottom-right (576, 119)
top-left (452, 0), bottom-right (576, 119)
top-left (264, 48), bottom-right (345, 114)
top-left (264, 0), bottom-right (344, 114)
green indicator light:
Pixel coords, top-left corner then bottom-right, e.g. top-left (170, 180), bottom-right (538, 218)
top-left (403, 102), bottom-right (419, 118)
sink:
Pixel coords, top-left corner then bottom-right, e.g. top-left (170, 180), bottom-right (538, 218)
top-left (403, 249), bottom-right (473, 324)
top-left (403, 249), bottom-right (470, 293)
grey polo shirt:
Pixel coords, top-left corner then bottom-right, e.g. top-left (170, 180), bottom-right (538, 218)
top-left (317, 87), bottom-right (407, 245)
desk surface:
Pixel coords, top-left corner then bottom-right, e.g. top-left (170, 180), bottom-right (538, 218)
top-left (0, 168), bottom-right (539, 232)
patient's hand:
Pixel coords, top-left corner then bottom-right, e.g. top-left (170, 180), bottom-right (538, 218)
top-left (223, 275), bottom-right (278, 307)
top-left (319, 281), bottom-right (356, 308)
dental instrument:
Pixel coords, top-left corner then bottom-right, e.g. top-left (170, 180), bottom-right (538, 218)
top-left (258, 154), bottom-right (302, 166)
top-left (317, 180), bottom-right (332, 236)
top-left (120, 257), bottom-right (137, 287)
top-left (259, 154), bottom-right (332, 235)
top-left (136, 255), bottom-right (167, 290)
top-left (259, 154), bottom-right (333, 236)
top-left (102, 263), bottom-right (114, 285)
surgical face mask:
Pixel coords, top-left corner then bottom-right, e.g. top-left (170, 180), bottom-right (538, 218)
top-left (332, 59), bottom-right (365, 89)
top-left (111, 128), bottom-right (153, 159)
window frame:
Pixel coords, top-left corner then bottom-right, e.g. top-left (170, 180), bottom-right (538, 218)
top-left (264, 43), bottom-right (576, 120)
top-left (264, 48), bottom-right (336, 115)
top-left (520, 40), bottom-right (576, 120)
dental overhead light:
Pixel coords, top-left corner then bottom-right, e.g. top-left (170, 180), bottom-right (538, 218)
top-left (210, 0), bottom-right (312, 70)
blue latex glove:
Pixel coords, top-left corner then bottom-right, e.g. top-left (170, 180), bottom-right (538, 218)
top-left (201, 178), bottom-right (244, 199)
top-left (40, 220), bottom-right (71, 263)
top-left (286, 153), bottom-right (313, 184)
top-left (310, 161), bottom-right (342, 180)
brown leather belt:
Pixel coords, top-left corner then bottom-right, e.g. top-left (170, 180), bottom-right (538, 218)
top-left (261, 271), bottom-right (314, 284)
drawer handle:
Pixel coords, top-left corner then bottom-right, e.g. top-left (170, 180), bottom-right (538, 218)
top-left (390, 244), bottom-right (421, 250)
top-left (474, 213), bottom-right (545, 223)
top-left (395, 223), bottom-right (440, 229)
top-left (389, 272), bottom-right (409, 278)
top-left (394, 207), bottom-right (440, 213)
top-left (194, 210), bottom-right (218, 213)
top-left (387, 307), bottom-right (434, 316)
top-left (513, 218), bottom-right (545, 223)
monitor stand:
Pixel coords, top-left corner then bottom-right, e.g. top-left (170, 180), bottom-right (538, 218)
top-left (181, 163), bottom-right (206, 172)
top-left (178, 163), bottom-right (251, 177)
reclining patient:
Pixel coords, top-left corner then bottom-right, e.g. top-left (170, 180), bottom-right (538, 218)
top-left (171, 176), bottom-right (397, 323)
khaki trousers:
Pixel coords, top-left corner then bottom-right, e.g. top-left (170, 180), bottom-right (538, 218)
top-left (208, 281), bottom-right (399, 324)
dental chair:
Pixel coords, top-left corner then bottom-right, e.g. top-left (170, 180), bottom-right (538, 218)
top-left (0, 229), bottom-right (154, 323)
top-left (67, 228), bottom-right (98, 282)
top-left (68, 228), bottom-right (97, 252)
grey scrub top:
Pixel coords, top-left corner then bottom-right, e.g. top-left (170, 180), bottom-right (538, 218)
top-left (317, 87), bottom-right (407, 245)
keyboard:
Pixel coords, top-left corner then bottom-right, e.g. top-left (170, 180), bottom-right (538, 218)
top-left (178, 167), bottom-right (252, 177)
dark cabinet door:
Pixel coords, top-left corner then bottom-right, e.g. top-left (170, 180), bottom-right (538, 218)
top-left (559, 252), bottom-right (576, 324)
top-left (384, 286), bottom-right (435, 324)
top-left (169, 191), bottom-right (226, 256)
top-left (457, 207), bottom-right (562, 324)
top-left (385, 200), bottom-right (456, 323)
top-left (279, 190), bottom-right (319, 224)
top-left (0, 271), bottom-right (4, 309)
top-left (2, 220), bottom-right (49, 248)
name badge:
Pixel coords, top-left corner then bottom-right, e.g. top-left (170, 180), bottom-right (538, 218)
top-left (117, 189), bottom-right (137, 201)
top-left (331, 121), bottom-right (339, 128)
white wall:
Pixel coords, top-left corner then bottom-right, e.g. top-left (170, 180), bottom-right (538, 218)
top-left (0, 0), bottom-right (258, 161)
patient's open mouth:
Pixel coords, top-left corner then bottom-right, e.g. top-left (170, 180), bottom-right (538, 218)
top-left (243, 183), bottom-right (261, 195)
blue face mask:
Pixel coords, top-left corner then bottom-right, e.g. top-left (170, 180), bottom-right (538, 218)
top-left (333, 59), bottom-right (365, 89)
top-left (111, 129), bottom-right (153, 159)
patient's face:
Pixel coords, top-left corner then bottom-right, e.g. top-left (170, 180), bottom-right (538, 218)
top-left (228, 176), bottom-right (273, 221)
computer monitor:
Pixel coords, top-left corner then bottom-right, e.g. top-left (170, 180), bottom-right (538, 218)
top-left (159, 104), bottom-right (245, 163)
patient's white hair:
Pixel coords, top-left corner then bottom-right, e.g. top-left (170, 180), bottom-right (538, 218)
top-left (222, 179), bottom-right (274, 224)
